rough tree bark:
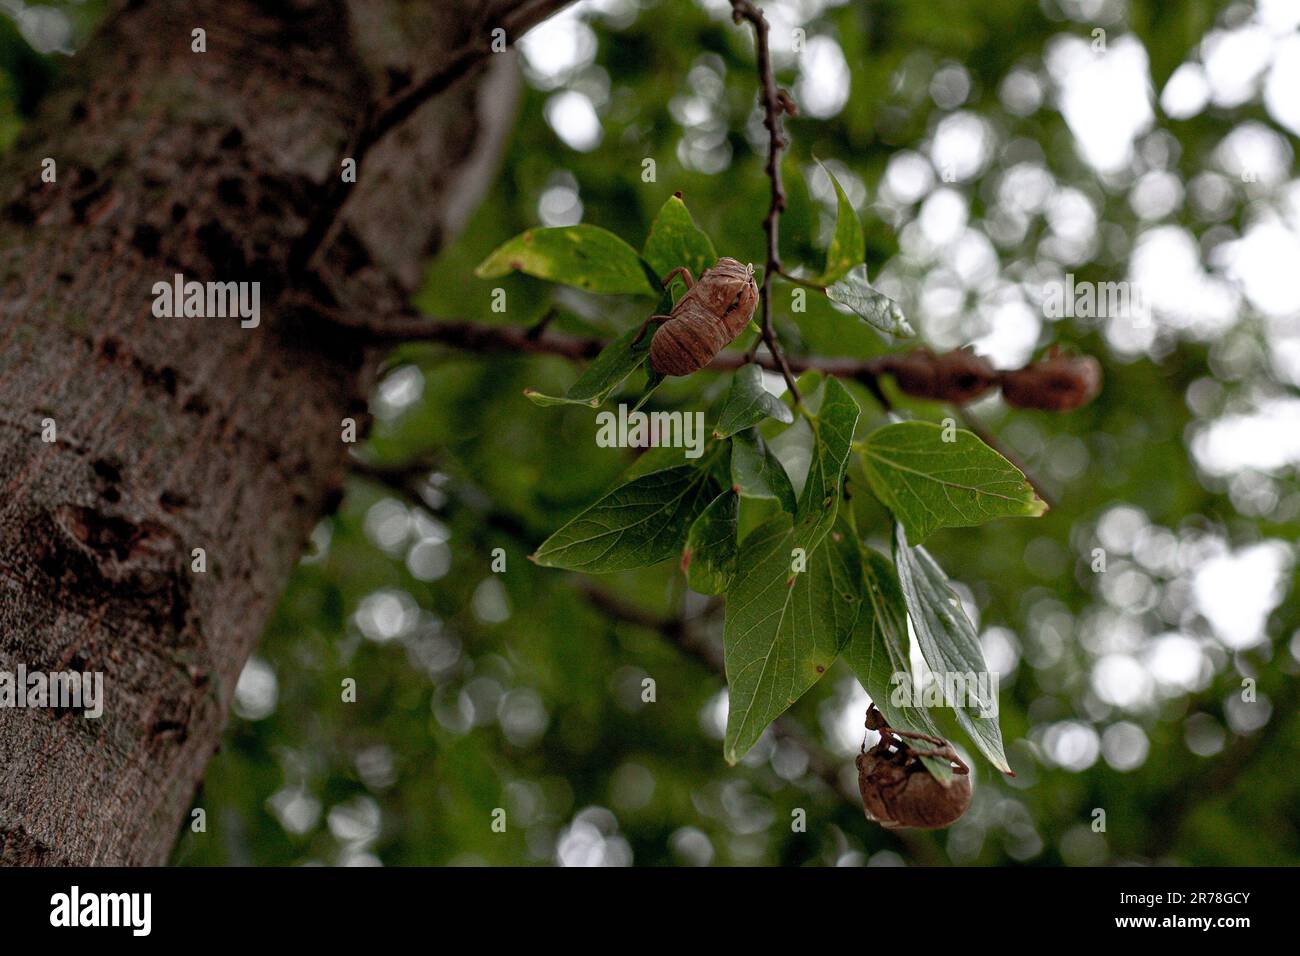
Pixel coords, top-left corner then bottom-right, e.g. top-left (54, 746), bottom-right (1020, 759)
top-left (0, 0), bottom-right (560, 865)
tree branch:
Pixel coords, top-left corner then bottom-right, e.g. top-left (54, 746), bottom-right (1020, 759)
top-left (294, 297), bottom-right (1097, 434)
top-left (290, 0), bottom-right (576, 274)
top-left (730, 0), bottom-right (801, 403)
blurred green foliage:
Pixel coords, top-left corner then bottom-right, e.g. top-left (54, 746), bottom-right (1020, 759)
top-left (4, 0), bottom-right (1297, 866)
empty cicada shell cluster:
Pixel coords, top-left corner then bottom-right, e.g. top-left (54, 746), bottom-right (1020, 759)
top-left (856, 706), bottom-right (972, 830)
top-left (876, 345), bottom-right (1102, 411)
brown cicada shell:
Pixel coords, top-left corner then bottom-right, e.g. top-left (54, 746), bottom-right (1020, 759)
top-left (1000, 349), bottom-right (1102, 411)
top-left (635, 257), bottom-right (759, 376)
top-left (877, 346), bottom-right (1000, 404)
top-left (856, 705), bottom-right (972, 830)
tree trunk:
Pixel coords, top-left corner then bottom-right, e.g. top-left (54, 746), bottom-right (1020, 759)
top-left (0, 0), bottom-right (544, 865)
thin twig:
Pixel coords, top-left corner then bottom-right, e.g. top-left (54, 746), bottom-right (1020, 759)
top-left (730, 0), bottom-right (801, 403)
top-left (524, 307), bottom-right (558, 342)
top-left (775, 269), bottom-right (827, 292)
top-left (290, 0), bottom-right (576, 275)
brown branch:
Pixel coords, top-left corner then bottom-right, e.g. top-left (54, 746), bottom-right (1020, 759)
top-left (730, 0), bottom-right (801, 403)
top-left (325, 298), bottom-right (1079, 507)
top-left (350, 454), bottom-right (543, 546)
top-left (282, 293), bottom-right (605, 360)
top-left (348, 455), bottom-right (439, 505)
top-left (290, 0), bottom-right (577, 274)
top-left (296, 299), bottom-right (1094, 428)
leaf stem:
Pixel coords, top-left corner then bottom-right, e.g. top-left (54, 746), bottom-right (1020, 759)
top-left (774, 268), bottom-right (827, 292)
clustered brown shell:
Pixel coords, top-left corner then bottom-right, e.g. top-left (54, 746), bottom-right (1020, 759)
top-left (649, 257), bottom-right (759, 376)
top-left (876, 347), bottom-right (1000, 404)
top-left (856, 739), bottom-right (972, 830)
top-left (876, 346), bottom-right (1102, 411)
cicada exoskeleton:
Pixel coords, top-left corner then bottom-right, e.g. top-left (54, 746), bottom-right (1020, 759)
top-left (634, 257), bottom-right (759, 376)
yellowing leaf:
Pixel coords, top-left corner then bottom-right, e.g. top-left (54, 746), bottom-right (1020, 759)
top-left (476, 225), bottom-right (656, 295)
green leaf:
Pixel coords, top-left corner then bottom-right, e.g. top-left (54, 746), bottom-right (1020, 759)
top-left (813, 162), bottom-right (865, 285)
top-left (722, 517), bottom-right (862, 763)
top-left (841, 543), bottom-right (953, 783)
top-left (793, 376), bottom-right (860, 551)
top-left (713, 364), bottom-right (795, 438)
top-left (893, 523), bottom-right (1010, 774)
top-left (524, 325), bottom-right (651, 407)
top-left (641, 195), bottom-right (717, 295)
top-left (617, 436), bottom-right (724, 485)
top-left (532, 466), bottom-right (718, 572)
top-left (766, 415), bottom-right (813, 499)
top-left (476, 225), bottom-right (656, 296)
top-left (826, 265), bottom-right (914, 337)
top-left (859, 420), bottom-right (1048, 544)
top-left (682, 490), bottom-right (738, 595)
top-left (731, 428), bottom-right (796, 513)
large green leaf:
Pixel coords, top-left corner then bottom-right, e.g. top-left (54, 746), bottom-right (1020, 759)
top-left (841, 543), bottom-right (952, 782)
top-left (532, 466), bottom-right (718, 572)
top-left (893, 523), bottom-right (1010, 774)
top-left (813, 162), bottom-right (865, 285)
top-left (859, 420), bottom-right (1047, 543)
top-left (682, 490), bottom-right (738, 595)
top-left (731, 428), bottom-right (796, 513)
top-left (826, 264), bottom-right (914, 337)
top-left (713, 364), bottom-right (794, 438)
top-left (476, 225), bottom-right (656, 295)
top-left (641, 195), bottom-right (717, 295)
top-left (722, 517), bottom-right (862, 763)
top-left (793, 376), bottom-right (859, 551)
top-left (524, 325), bottom-right (651, 407)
